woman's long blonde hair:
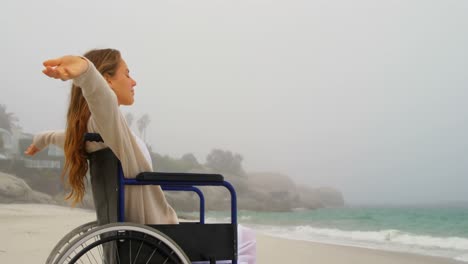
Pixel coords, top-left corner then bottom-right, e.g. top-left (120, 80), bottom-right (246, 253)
top-left (62, 48), bottom-right (121, 205)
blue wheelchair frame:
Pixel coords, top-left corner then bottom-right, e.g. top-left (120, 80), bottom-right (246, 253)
top-left (86, 133), bottom-right (239, 264)
top-left (117, 163), bottom-right (238, 226)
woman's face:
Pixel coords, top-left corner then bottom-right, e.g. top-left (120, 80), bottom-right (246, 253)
top-left (107, 59), bottom-right (137, 105)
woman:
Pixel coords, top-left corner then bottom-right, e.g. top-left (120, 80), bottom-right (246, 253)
top-left (26, 48), bottom-right (256, 263)
top-left (25, 49), bottom-right (178, 224)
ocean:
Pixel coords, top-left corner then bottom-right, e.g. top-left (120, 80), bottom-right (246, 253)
top-left (186, 206), bottom-right (468, 262)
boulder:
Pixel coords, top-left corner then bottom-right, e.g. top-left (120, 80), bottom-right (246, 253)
top-left (244, 172), bottom-right (299, 212)
top-left (0, 171), bottom-right (55, 204)
top-left (297, 186), bottom-right (344, 208)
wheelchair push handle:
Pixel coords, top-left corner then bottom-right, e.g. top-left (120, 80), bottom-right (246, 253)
top-left (84, 133), bottom-right (104, 143)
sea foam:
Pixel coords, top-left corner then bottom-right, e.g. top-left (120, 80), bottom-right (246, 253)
top-left (252, 224), bottom-right (468, 262)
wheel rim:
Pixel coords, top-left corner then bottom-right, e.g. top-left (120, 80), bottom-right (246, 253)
top-left (47, 221), bottom-right (98, 264)
top-left (56, 223), bottom-right (190, 264)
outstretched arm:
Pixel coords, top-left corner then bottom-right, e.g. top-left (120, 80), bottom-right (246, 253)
top-left (41, 55), bottom-right (153, 177)
top-left (25, 130), bottom-right (65, 156)
top-left (24, 56), bottom-right (82, 156)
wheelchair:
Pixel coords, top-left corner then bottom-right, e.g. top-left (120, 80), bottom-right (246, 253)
top-left (46, 133), bottom-right (238, 264)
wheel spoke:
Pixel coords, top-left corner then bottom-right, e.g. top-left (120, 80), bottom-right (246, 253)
top-left (145, 248), bottom-right (157, 264)
top-left (132, 234), bottom-right (146, 264)
top-left (89, 246), bottom-right (99, 264)
top-left (84, 248), bottom-right (93, 263)
top-left (116, 241), bottom-right (121, 264)
top-left (129, 237), bottom-right (132, 264)
top-left (162, 251), bottom-right (174, 264)
top-left (95, 238), bottom-right (103, 262)
top-left (55, 223), bottom-right (189, 264)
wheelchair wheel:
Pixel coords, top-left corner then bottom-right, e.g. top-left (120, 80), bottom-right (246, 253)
top-left (55, 222), bottom-right (190, 264)
top-left (46, 221), bottom-right (99, 264)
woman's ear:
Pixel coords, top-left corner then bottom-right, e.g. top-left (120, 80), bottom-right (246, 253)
top-left (104, 74), bottom-right (113, 88)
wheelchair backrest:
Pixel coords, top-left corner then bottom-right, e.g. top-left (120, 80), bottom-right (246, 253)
top-left (87, 147), bottom-right (120, 225)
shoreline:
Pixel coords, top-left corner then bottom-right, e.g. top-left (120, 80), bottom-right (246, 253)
top-left (0, 204), bottom-right (465, 263)
top-left (256, 233), bottom-right (464, 264)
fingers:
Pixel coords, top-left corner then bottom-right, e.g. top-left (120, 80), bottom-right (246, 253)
top-left (42, 66), bottom-right (56, 78)
top-left (42, 66), bottom-right (61, 79)
top-left (56, 67), bottom-right (69, 81)
top-left (43, 58), bottom-right (62, 67)
top-left (24, 145), bottom-right (33, 155)
top-left (42, 66), bottom-right (70, 81)
top-left (24, 145), bottom-right (40, 156)
top-left (42, 57), bottom-right (67, 80)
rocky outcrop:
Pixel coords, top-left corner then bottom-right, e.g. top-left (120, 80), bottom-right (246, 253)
top-left (244, 172), bottom-right (345, 211)
top-left (297, 186), bottom-right (345, 209)
top-left (167, 171), bottom-right (345, 212)
top-left (243, 172), bottom-right (299, 211)
top-left (0, 171), bottom-right (55, 204)
top-left (1, 170), bottom-right (345, 212)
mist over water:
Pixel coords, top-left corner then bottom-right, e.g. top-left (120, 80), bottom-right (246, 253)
top-left (2, 0), bottom-right (468, 205)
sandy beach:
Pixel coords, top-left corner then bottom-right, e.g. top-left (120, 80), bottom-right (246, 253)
top-left (257, 233), bottom-right (463, 264)
top-left (0, 204), bottom-right (464, 264)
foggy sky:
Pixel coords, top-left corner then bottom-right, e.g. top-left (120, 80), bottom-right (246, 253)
top-left (2, 0), bottom-right (468, 205)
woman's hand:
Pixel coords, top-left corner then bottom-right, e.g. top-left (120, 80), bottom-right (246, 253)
top-left (24, 144), bottom-right (40, 156)
top-left (42, 55), bottom-right (88, 81)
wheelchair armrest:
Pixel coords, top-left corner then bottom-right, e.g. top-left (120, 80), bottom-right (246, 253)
top-left (136, 172), bottom-right (224, 182)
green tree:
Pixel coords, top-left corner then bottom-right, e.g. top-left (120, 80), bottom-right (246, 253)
top-left (137, 114), bottom-right (150, 142)
top-left (181, 153), bottom-right (198, 165)
top-left (150, 152), bottom-right (203, 172)
top-left (205, 149), bottom-right (246, 176)
top-left (0, 104), bottom-right (19, 132)
top-left (180, 153), bottom-right (203, 171)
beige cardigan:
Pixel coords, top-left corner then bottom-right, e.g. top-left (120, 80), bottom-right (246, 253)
top-left (33, 59), bottom-right (178, 225)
